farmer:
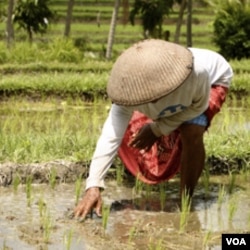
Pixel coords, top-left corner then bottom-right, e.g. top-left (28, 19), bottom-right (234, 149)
top-left (74, 39), bottom-right (233, 219)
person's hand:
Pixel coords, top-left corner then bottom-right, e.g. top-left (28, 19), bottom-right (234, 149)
top-left (129, 123), bottom-right (158, 151)
top-left (74, 187), bottom-right (102, 221)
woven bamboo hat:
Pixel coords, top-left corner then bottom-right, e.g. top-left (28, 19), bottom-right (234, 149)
top-left (107, 39), bottom-right (193, 105)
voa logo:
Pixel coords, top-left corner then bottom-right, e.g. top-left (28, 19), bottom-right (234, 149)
top-left (226, 237), bottom-right (246, 246)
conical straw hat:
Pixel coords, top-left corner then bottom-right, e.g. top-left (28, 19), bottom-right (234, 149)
top-left (107, 39), bottom-right (193, 105)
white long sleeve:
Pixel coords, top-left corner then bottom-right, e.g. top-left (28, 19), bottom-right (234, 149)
top-left (86, 104), bottom-right (133, 189)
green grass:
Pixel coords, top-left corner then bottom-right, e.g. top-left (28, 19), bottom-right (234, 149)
top-left (0, 99), bottom-right (109, 163)
top-left (0, 71), bottom-right (108, 95)
top-left (0, 39), bottom-right (249, 98)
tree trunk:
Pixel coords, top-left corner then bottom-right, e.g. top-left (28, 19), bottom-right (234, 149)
top-left (174, 0), bottom-right (186, 44)
top-left (106, 0), bottom-right (120, 60)
top-left (28, 26), bottom-right (33, 44)
top-left (64, 0), bottom-right (75, 37)
top-left (6, 0), bottom-right (15, 48)
top-left (186, 0), bottom-right (192, 47)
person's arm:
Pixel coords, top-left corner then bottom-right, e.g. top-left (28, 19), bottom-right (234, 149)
top-left (86, 104), bottom-right (132, 190)
top-left (150, 74), bottom-right (210, 137)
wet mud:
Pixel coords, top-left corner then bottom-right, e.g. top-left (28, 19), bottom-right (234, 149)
top-left (0, 175), bottom-right (249, 250)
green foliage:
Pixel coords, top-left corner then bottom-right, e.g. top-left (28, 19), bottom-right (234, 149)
top-left (0, 43), bottom-right (7, 63)
top-left (0, 1), bottom-right (6, 21)
top-left (0, 99), bottom-right (107, 163)
top-left (0, 39), bottom-right (82, 64)
top-left (129, 0), bottom-right (175, 38)
top-left (45, 38), bottom-right (81, 63)
top-left (210, 0), bottom-right (250, 60)
top-left (13, 0), bottom-right (55, 42)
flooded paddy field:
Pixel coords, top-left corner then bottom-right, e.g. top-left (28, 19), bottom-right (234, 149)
top-left (0, 176), bottom-right (250, 250)
top-left (0, 99), bottom-right (249, 249)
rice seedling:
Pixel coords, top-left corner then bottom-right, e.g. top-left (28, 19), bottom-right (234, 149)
top-left (228, 171), bottom-right (237, 194)
top-left (38, 196), bottom-right (47, 219)
top-left (0, 99), bottom-right (109, 163)
top-left (49, 167), bottom-right (57, 189)
top-left (217, 184), bottom-right (226, 210)
top-left (25, 175), bottom-right (33, 207)
top-left (41, 209), bottom-right (53, 244)
top-left (37, 197), bottom-right (53, 244)
top-left (133, 175), bottom-right (144, 197)
top-left (102, 204), bottom-right (111, 233)
top-left (159, 182), bottom-right (167, 211)
top-left (128, 219), bottom-right (140, 243)
top-left (64, 229), bottom-right (73, 250)
top-left (203, 230), bottom-right (212, 248)
top-left (179, 189), bottom-right (191, 233)
top-left (148, 238), bottom-right (164, 250)
top-left (145, 183), bottom-right (153, 200)
top-left (116, 162), bottom-right (124, 186)
top-left (12, 173), bottom-right (21, 192)
top-left (220, 103), bottom-right (231, 134)
top-left (228, 196), bottom-right (238, 222)
top-left (202, 164), bottom-right (210, 198)
top-left (74, 176), bottom-right (82, 205)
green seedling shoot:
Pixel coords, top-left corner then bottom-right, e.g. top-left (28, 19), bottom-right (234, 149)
top-left (228, 196), bottom-right (238, 222)
top-left (42, 209), bottom-right (53, 243)
top-left (159, 182), bottom-right (167, 211)
top-left (133, 175), bottom-right (144, 196)
top-left (179, 189), bottom-right (191, 233)
top-left (116, 163), bottom-right (124, 186)
top-left (202, 164), bottom-right (210, 198)
top-left (26, 175), bottom-right (33, 207)
top-left (38, 196), bottom-right (47, 219)
top-left (148, 237), bottom-right (164, 250)
top-left (217, 184), bottom-right (226, 210)
top-left (49, 167), bottom-right (57, 189)
top-left (64, 229), bottom-right (73, 250)
top-left (203, 230), bottom-right (212, 248)
top-left (12, 174), bottom-right (21, 192)
top-left (102, 204), bottom-right (111, 233)
top-left (228, 171), bottom-right (237, 194)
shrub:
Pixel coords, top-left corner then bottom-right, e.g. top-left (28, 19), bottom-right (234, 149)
top-left (211, 0), bottom-right (250, 60)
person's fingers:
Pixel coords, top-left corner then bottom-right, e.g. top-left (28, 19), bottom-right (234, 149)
top-left (95, 197), bottom-right (102, 217)
top-left (74, 200), bottom-right (88, 218)
top-left (74, 198), bottom-right (92, 218)
top-left (73, 187), bottom-right (101, 221)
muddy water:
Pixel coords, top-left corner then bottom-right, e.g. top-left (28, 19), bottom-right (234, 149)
top-left (0, 101), bottom-right (249, 249)
top-left (0, 175), bottom-right (249, 250)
